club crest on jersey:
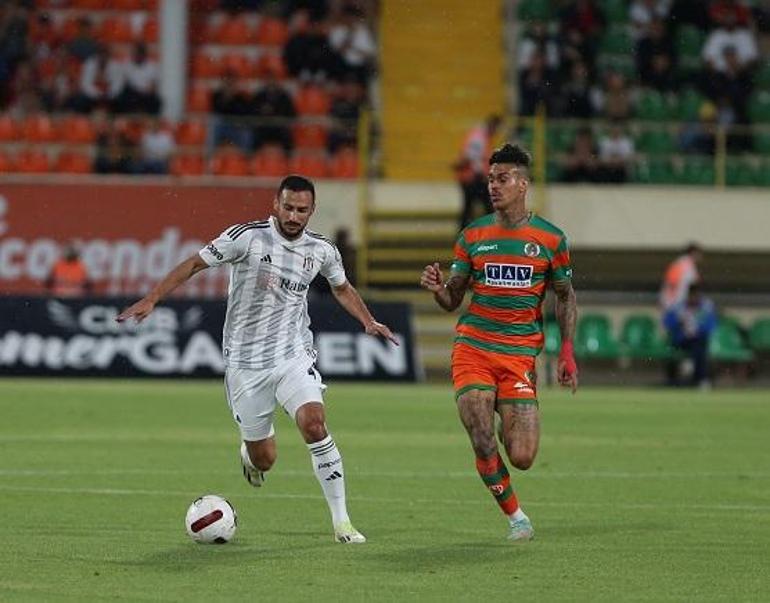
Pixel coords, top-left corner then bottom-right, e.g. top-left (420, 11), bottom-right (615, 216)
top-left (524, 242), bottom-right (541, 257)
top-left (303, 255), bottom-right (314, 271)
top-left (484, 263), bottom-right (533, 288)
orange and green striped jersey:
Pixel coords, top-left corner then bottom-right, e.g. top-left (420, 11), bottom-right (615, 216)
top-left (451, 212), bottom-right (572, 356)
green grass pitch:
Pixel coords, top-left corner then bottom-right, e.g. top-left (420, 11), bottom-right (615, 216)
top-left (1, 379), bottom-right (769, 601)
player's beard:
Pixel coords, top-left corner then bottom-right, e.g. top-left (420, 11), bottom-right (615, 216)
top-left (278, 219), bottom-right (305, 240)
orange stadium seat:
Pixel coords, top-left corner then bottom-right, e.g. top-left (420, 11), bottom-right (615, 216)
top-left (142, 16), bottom-right (158, 42)
top-left (175, 120), bottom-right (207, 146)
top-left (289, 153), bottom-right (328, 178)
top-left (221, 52), bottom-right (255, 79)
top-left (293, 123), bottom-right (328, 150)
top-left (255, 52), bottom-right (288, 80)
top-left (112, 0), bottom-right (148, 9)
top-left (60, 17), bottom-right (81, 43)
top-left (0, 115), bottom-right (18, 141)
top-left (0, 152), bottom-right (13, 173)
top-left (328, 147), bottom-right (359, 179)
top-left (171, 154), bottom-right (205, 176)
top-left (212, 16), bottom-right (253, 45)
top-left (55, 151), bottom-right (92, 174)
top-left (72, 0), bottom-right (109, 8)
top-left (295, 86), bottom-right (331, 116)
top-left (16, 150), bottom-right (51, 173)
top-left (211, 147), bottom-right (249, 176)
top-left (60, 116), bottom-right (97, 144)
top-left (187, 86), bottom-right (212, 113)
top-left (99, 16), bottom-right (135, 43)
top-left (22, 114), bottom-right (59, 142)
top-left (255, 17), bottom-right (288, 46)
top-left (191, 52), bottom-right (222, 78)
top-left (251, 146), bottom-right (289, 177)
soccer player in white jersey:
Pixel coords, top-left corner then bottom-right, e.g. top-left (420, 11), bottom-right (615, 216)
top-left (117, 175), bottom-right (397, 544)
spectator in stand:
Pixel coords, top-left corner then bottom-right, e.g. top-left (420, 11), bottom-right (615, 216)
top-left (668, 0), bottom-right (710, 30)
top-left (281, 0), bottom-right (330, 21)
top-left (678, 100), bottom-right (716, 154)
top-left (559, 25), bottom-right (595, 80)
top-left (701, 46), bottom-right (753, 124)
top-left (138, 117), bottom-right (175, 174)
top-left (94, 126), bottom-right (135, 174)
top-left (284, 10), bottom-right (341, 82)
top-left (212, 70), bottom-right (252, 152)
top-left (115, 42), bottom-right (160, 114)
top-left (630, 0), bottom-right (672, 40)
top-left (708, 0), bottom-right (752, 28)
top-left (597, 121), bottom-right (636, 183)
top-left (560, 0), bottom-right (606, 71)
top-left (329, 75), bottom-right (364, 151)
top-left (702, 11), bottom-right (758, 75)
top-left (328, 3), bottom-right (376, 85)
top-left (557, 59), bottom-right (594, 118)
top-left (6, 60), bottom-right (43, 117)
top-left (518, 21), bottom-right (560, 72)
top-left (663, 283), bottom-right (716, 388)
top-left (0, 1), bottom-right (30, 71)
top-left (73, 47), bottom-right (124, 113)
top-left (592, 71), bottom-right (633, 120)
top-left (250, 73), bottom-right (296, 152)
top-left (30, 13), bottom-right (62, 62)
top-left (518, 49), bottom-right (559, 116)
top-left (636, 18), bottom-right (676, 88)
top-left (39, 50), bottom-right (76, 112)
top-left (45, 242), bottom-right (93, 298)
top-left (563, 127), bottom-right (601, 183)
top-left (67, 17), bottom-right (102, 63)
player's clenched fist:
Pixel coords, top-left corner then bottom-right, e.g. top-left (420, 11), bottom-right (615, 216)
top-left (420, 262), bottom-right (444, 293)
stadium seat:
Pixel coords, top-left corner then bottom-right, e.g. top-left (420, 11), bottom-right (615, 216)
top-left (221, 53), bottom-right (255, 79)
top-left (251, 146), bottom-right (289, 177)
top-left (328, 147), bottom-right (359, 179)
top-left (295, 86), bottom-right (331, 116)
top-left (599, 26), bottom-right (632, 54)
top-left (112, 0), bottom-right (148, 9)
top-left (636, 90), bottom-right (672, 120)
top-left (187, 86), bottom-right (212, 113)
top-left (709, 319), bottom-right (754, 362)
top-left (675, 26), bottom-right (705, 59)
top-left (680, 156), bottom-right (715, 186)
top-left (293, 123), bottom-right (328, 150)
top-left (725, 157), bottom-right (759, 187)
top-left (543, 320), bottom-right (561, 357)
top-left (619, 315), bottom-right (672, 360)
top-left (634, 157), bottom-right (674, 184)
top-left (546, 124), bottom-right (576, 153)
top-left (72, 0), bottom-right (108, 8)
top-left (211, 147), bottom-right (249, 176)
top-left (637, 129), bottom-right (675, 154)
top-left (212, 16), bottom-right (253, 45)
top-left (676, 88), bottom-right (705, 121)
top-left (0, 115), bottom-right (18, 141)
top-left (175, 120), bottom-right (207, 146)
top-left (575, 314), bottom-right (621, 360)
top-left (15, 149), bottom-right (51, 173)
top-left (754, 132), bottom-right (770, 154)
top-left (171, 154), bottom-right (205, 176)
top-left (55, 151), bottom-right (92, 174)
top-left (99, 16), bottom-right (135, 43)
top-left (142, 16), bottom-right (158, 43)
top-left (749, 318), bottom-right (770, 352)
top-left (191, 52), bottom-right (222, 78)
top-left (60, 116), bottom-right (97, 144)
top-left (0, 151), bottom-right (13, 172)
top-left (517, 0), bottom-right (550, 21)
top-left (603, 0), bottom-right (628, 23)
top-left (255, 52), bottom-right (288, 79)
top-left (748, 92), bottom-right (770, 123)
top-left (289, 153), bottom-right (329, 178)
top-left (60, 17), bottom-right (81, 43)
top-left (255, 17), bottom-right (289, 46)
top-left (22, 114), bottom-right (58, 142)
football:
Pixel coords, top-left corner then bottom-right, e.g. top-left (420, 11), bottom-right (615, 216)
top-left (184, 495), bottom-right (238, 544)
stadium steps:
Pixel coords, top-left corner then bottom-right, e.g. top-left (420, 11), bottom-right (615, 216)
top-left (379, 0), bottom-right (504, 180)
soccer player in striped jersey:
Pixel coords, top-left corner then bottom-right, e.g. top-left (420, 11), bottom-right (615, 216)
top-left (420, 144), bottom-right (578, 541)
top-left (118, 175), bottom-right (397, 544)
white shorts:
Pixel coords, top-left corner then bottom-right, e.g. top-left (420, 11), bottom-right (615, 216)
top-left (224, 356), bottom-right (326, 441)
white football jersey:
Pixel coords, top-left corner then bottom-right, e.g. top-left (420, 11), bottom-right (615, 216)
top-left (199, 216), bottom-right (347, 369)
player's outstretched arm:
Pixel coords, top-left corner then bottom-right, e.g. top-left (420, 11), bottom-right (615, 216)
top-left (553, 279), bottom-right (578, 393)
top-left (331, 281), bottom-right (399, 345)
top-left (117, 254), bottom-right (210, 323)
top-left (420, 262), bottom-right (469, 312)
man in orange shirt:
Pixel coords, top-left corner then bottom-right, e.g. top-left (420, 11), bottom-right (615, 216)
top-left (45, 243), bottom-right (92, 298)
top-left (454, 114), bottom-right (502, 230)
top-left (659, 243), bottom-right (702, 311)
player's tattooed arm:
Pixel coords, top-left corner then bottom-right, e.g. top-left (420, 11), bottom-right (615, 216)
top-left (553, 279), bottom-right (577, 342)
top-left (420, 262), bottom-right (470, 312)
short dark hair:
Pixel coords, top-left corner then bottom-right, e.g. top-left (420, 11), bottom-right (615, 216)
top-left (489, 143), bottom-right (531, 172)
top-left (277, 175), bottom-right (315, 201)
top-left (685, 242), bottom-right (702, 255)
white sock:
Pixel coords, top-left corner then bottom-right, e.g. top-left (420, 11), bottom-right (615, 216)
top-left (308, 435), bottom-right (350, 526)
top-left (510, 508), bottom-right (528, 523)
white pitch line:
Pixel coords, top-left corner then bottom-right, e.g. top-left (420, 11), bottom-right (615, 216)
top-left (0, 468), bottom-right (769, 480)
top-left (1, 484), bottom-right (769, 513)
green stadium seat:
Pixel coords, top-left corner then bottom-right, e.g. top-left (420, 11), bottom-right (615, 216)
top-left (754, 132), bottom-right (770, 154)
top-left (599, 26), bottom-right (632, 54)
top-left (749, 318), bottom-right (770, 351)
top-left (709, 319), bottom-right (754, 362)
top-left (725, 157), bottom-right (759, 187)
top-left (597, 54), bottom-right (635, 79)
top-left (637, 129), bottom-right (675, 154)
top-left (755, 63), bottom-right (770, 90)
top-left (544, 320), bottom-right (561, 356)
top-left (546, 159), bottom-right (562, 182)
top-left (680, 156), bottom-right (715, 186)
top-left (619, 315), bottom-right (673, 360)
top-left (602, 0), bottom-right (628, 23)
top-left (757, 160), bottom-right (770, 187)
top-left (575, 314), bottom-right (621, 360)
top-left (748, 92), bottom-right (770, 123)
top-left (675, 26), bottom-right (705, 59)
top-left (636, 90), bottom-right (673, 120)
top-left (517, 0), bottom-right (550, 21)
top-left (677, 88), bottom-right (706, 121)
top-left (547, 124), bottom-right (576, 153)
